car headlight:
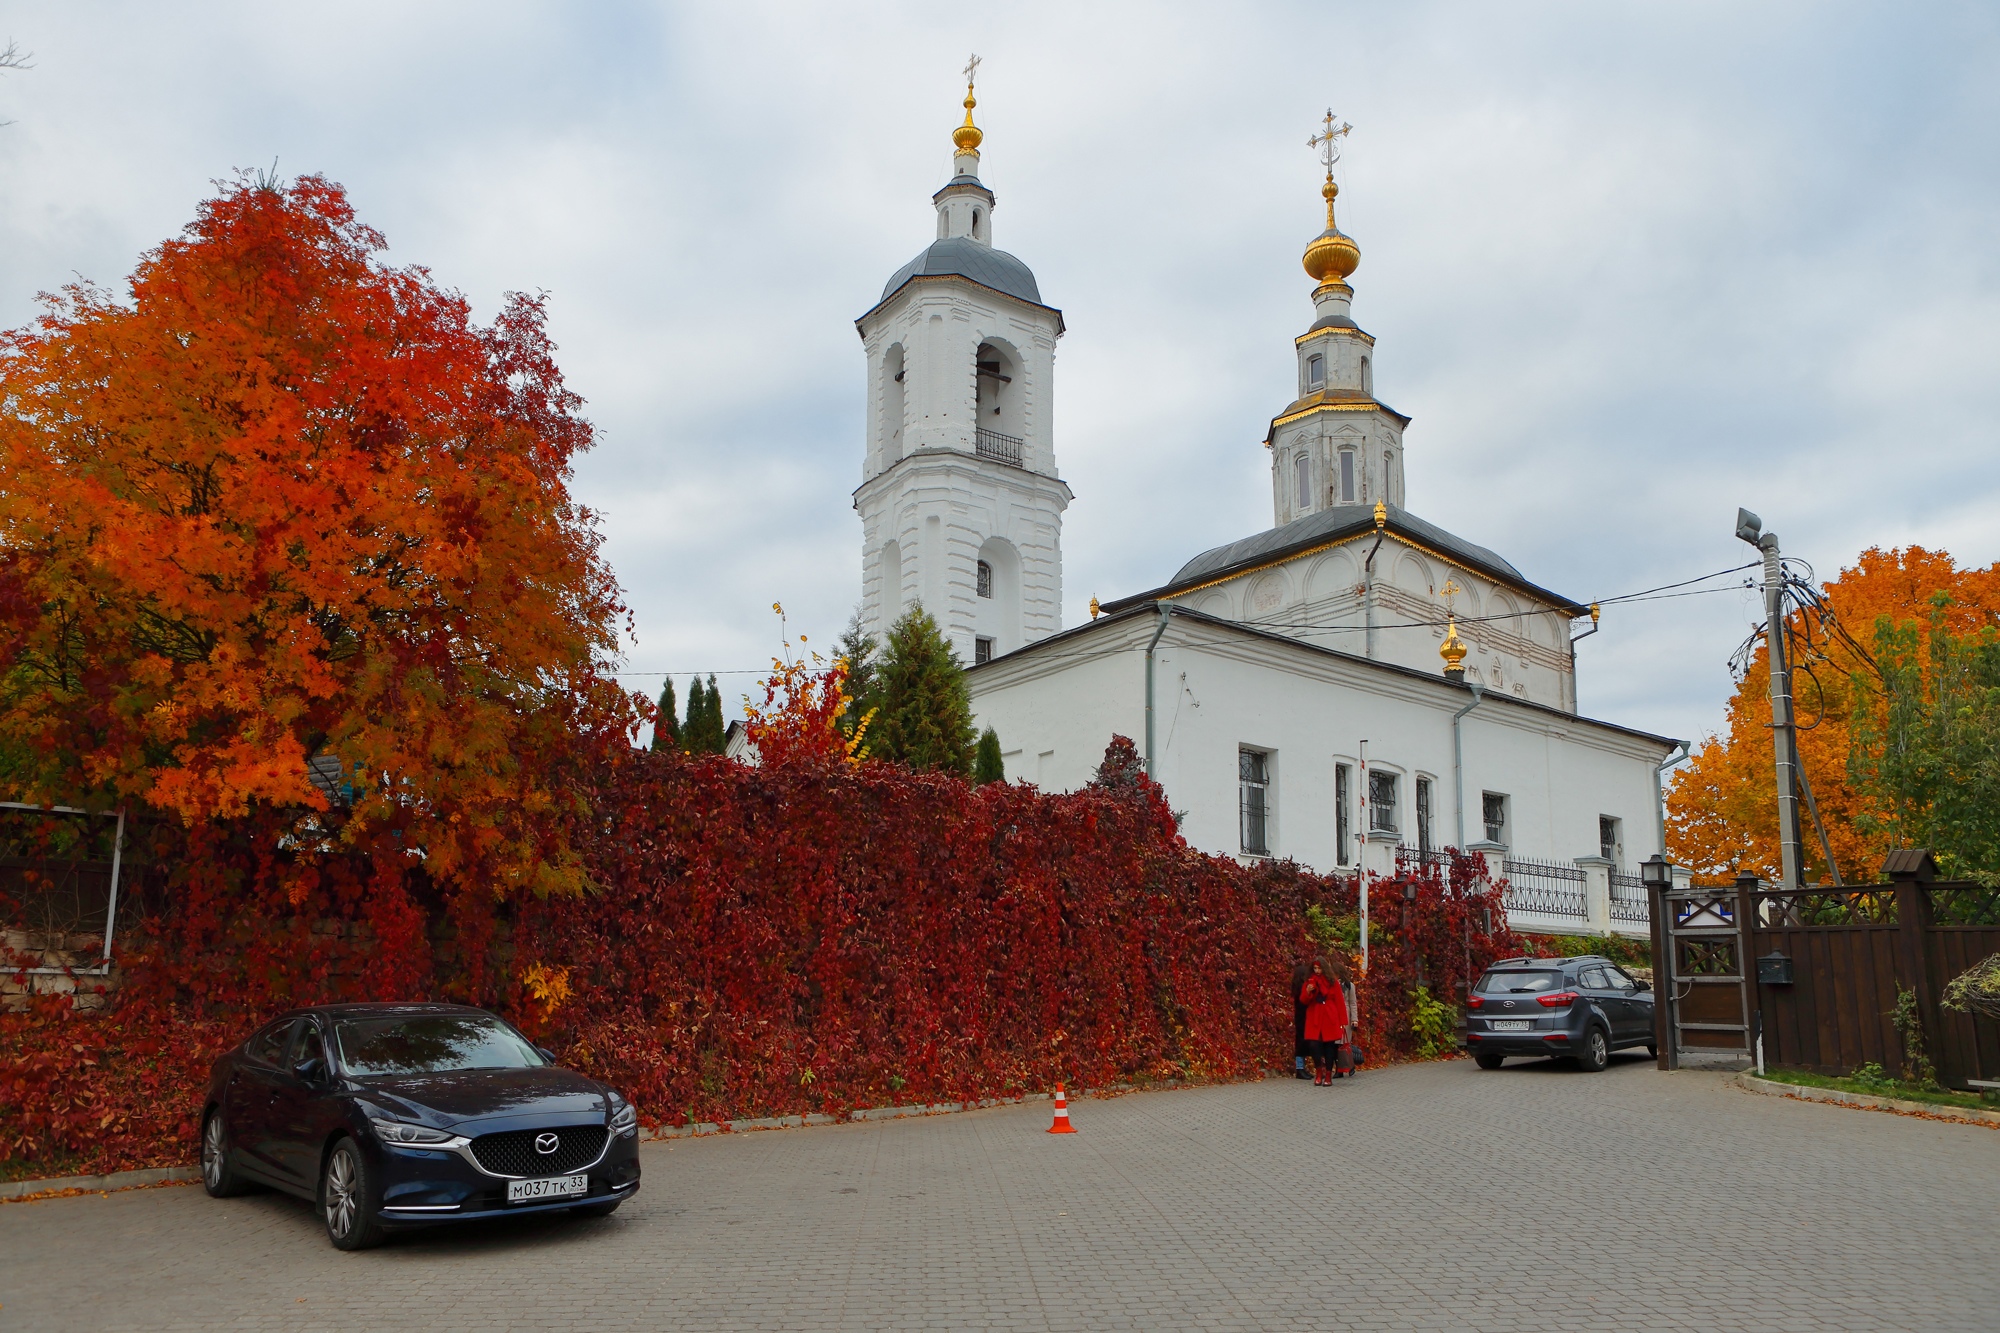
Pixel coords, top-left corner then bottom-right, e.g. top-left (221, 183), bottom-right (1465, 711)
top-left (369, 1117), bottom-right (456, 1146)
top-left (608, 1095), bottom-right (637, 1135)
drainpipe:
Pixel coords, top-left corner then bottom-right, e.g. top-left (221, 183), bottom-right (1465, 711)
top-left (1143, 604), bottom-right (1173, 778)
top-left (1451, 683), bottom-right (1486, 849)
top-left (1653, 740), bottom-right (1690, 866)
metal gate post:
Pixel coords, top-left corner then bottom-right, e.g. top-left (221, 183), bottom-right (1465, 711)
top-left (1736, 873), bottom-right (1763, 1075)
top-left (1886, 852), bottom-right (1946, 1085)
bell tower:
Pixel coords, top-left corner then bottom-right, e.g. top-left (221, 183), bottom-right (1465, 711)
top-left (1265, 112), bottom-right (1410, 527)
top-left (853, 59), bottom-right (1072, 664)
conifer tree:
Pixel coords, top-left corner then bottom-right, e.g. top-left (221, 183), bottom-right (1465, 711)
top-left (651, 678), bottom-right (679, 752)
top-left (873, 604), bottom-right (976, 776)
top-left (684, 673), bottom-right (728, 755)
top-left (973, 726), bottom-right (1005, 785)
top-left (835, 607), bottom-right (881, 733)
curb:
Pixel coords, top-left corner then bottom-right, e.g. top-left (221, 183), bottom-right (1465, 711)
top-left (1, 1165), bottom-right (199, 1203)
top-left (640, 1078), bottom-right (1240, 1142)
top-left (1735, 1072), bottom-right (2000, 1129)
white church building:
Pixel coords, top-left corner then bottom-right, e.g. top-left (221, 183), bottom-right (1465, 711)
top-left (853, 85), bottom-right (1678, 937)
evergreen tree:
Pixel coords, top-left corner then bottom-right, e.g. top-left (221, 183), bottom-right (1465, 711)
top-left (873, 604), bottom-right (976, 776)
top-left (835, 606), bottom-right (882, 732)
top-left (684, 673), bottom-right (728, 756)
top-left (651, 678), bottom-right (679, 752)
top-left (973, 727), bottom-right (1005, 785)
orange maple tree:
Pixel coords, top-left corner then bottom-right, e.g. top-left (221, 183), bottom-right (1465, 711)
top-left (1666, 546), bottom-right (2000, 882)
top-left (0, 173), bottom-right (637, 896)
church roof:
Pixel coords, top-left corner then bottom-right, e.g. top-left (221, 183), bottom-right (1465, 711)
top-left (1101, 503), bottom-right (1586, 615)
top-left (879, 237), bottom-right (1045, 308)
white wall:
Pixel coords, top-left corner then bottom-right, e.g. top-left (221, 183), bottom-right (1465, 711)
top-left (968, 608), bottom-right (1673, 875)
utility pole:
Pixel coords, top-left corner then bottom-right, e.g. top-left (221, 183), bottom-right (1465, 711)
top-left (1736, 509), bottom-right (1804, 887)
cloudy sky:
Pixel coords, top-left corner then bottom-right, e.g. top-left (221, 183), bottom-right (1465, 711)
top-left (2, 2), bottom-right (1996, 748)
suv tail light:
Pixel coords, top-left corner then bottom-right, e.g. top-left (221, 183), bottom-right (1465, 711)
top-left (1536, 990), bottom-right (1580, 1008)
top-left (1466, 995), bottom-right (1484, 1010)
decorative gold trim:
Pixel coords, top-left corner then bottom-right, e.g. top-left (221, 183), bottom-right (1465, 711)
top-left (1268, 400), bottom-right (1392, 430)
top-left (1293, 328), bottom-right (1376, 348)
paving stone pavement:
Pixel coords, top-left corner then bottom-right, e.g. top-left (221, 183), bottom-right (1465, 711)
top-left (3, 1055), bottom-right (1997, 1331)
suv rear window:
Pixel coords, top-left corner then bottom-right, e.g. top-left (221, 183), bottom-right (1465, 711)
top-left (1477, 969), bottom-right (1565, 995)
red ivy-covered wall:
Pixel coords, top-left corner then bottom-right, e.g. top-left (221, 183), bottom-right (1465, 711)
top-left (2, 743), bottom-right (1519, 1175)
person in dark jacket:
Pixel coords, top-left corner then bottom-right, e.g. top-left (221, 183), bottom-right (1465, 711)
top-left (1290, 960), bottom-right (1313, 1079)
top-left (1299, 956), bottom-right (1351, 1086)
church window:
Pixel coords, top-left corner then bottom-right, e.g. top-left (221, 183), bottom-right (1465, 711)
top-left (1294, 455), bottom-right (1310, 510)
top-left (1361, 355), bottom-right (1371, 394)
top-left (1416, 777), bottom-right (1434, 854)
top-left (1239, 749), bottom-right (1271, 856)
top-left (1599, 815), bottom-right (1623, 867)
top-left (1368, 770), bottom-right (1398, 834)
top-left (1339, 451), bottom-right (1356, 504)
top-left (976, 559), bottom-right (993, 598)
top-left (1335, 763), bottom-right (1352, 866)
top-left (971, 208), bottom-right (983, 240)
top-left (1307, 354), bottom-right (1324, 389)
top-left (1483, 792), bottom-right (1509, 846)
top-left (975, 636), bottom-right (994, 665)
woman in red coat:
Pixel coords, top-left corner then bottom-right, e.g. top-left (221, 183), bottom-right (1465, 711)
top-left (1299, 956), bottom-right (1351, 1086)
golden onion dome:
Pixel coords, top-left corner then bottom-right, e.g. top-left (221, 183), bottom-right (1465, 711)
top-left (1302, 177), bottom-right (1360, 285)
top-left (1440, 616), bottom-right (1469, 673)
top-left (953, 90), bottom-right (983, 154)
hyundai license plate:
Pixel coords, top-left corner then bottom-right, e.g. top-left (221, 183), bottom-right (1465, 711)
top-left (507, 1173), bottom-right (587, 1204)
top-left (1489, 1020), bottom-right (1532, 1031)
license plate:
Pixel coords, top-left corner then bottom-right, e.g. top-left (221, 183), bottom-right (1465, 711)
top-left (506, 1173), bottom-right (588, 1204)
top-left (1489, 1020), bottom-right (1532, 1031)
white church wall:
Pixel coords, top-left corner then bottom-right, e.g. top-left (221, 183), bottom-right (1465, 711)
top-left (968, 611), bottom-right (1670, 879)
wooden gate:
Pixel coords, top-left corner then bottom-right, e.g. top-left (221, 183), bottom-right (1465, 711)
top-left (1649, 879), bottom-right (1752, 1068)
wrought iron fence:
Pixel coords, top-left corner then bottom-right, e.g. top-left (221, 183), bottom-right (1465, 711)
top-left (1501, 856), bottom-right (1587, 919)
top-left (1396, 845), bottom-right (1448, 869)
top-left (1609, 870), bottom-right (1650, 923)
top-left (974, 428), bottom-right (1024, 468)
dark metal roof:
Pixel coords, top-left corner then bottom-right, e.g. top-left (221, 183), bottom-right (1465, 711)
top-left (880, 237), bottom-right (1043, 307)
top-left (1100, 504), bottom-right (1585, 616)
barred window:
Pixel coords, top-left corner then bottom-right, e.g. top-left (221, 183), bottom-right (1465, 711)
top-left (1369, 770), bottom-right (1397, 834)
top-left (1599, 815), bottom-right (1622, 866)
top-left (1483, 792), bottom-right (1508, 845)
top-left (1335, 763), bottom-right (1352, 866)
top-left (976, 559), bottom-right (993, 599)
top-left (1239, 749), bottom-right (1271, 856)
top-left (1416, 777), bottom-right (1434, 854)
top-left (974, 636), bottom-right (994, 665)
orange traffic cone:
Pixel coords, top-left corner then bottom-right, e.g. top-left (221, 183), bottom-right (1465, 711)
top-left (1047, 1083), bottom-right (1077, 1134)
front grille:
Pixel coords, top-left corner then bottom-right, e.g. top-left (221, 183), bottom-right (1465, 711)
top-left (470, 1125), bottom-right (607, 1177)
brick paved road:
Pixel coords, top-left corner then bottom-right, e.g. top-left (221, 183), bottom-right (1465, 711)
top-left (4, 1056), bottom-right (1997, 1331)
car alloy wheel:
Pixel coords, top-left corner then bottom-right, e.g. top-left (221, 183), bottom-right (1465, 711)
top-left (1578, 1026), bottom-right (1610, 1073)
top-left (200, 1111), bottom-right (246, 1198)
top-left (321, 1140), bottom-right (384, 1250)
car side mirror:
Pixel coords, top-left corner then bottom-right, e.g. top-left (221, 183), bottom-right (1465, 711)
top-left (535, 1046), bottom-right (557, 1063)
top-left (293, 1057), bottom-right (326, 1083)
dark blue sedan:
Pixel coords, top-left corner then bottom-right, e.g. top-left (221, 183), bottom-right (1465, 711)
top-left (199, 1002), bottom-right (641, 1249)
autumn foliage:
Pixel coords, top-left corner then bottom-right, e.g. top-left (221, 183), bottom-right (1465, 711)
top-left (0, 174), bottom-right (636, 898)
top-left (3, 736), bottom-right (1519, 1174)
top-left (1667, 546), bottom-right (2000, 882)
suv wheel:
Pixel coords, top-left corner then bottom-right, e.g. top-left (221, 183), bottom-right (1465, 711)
top-left (321, 1139), bottom-right (385, 1251)
top-left (200, 1109), bottom-right (249, 1198)
top-left (1473, 1052), bottom-right (1505, 1071)
top-left (1577, 1026), bottom-right (1610, 1073)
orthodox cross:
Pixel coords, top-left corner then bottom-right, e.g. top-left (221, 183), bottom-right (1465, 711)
top-left (963, 52), bottom-right (981, 91)
top-left (1308, 109), bottom-right (1351, 175)
top-left (1440, 578), bottom-right (1462, 616)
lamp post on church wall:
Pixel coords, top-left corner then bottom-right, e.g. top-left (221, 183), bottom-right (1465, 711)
top-left (1736, 508), bottom-right (1804, 888)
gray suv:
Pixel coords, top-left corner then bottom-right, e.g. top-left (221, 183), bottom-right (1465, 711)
top-left (1462, 955), bottom-right (1655, 1072)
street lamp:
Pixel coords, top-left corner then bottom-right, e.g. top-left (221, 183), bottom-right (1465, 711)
top-left (1640, 853), bottom-right (1672, 894)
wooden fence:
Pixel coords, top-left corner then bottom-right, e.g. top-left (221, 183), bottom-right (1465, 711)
top-left (1742, 851), bottom-right (2000, 1088)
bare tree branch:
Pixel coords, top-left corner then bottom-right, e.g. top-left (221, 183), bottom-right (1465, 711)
top-left (0, 38), bottom-right (32, 128)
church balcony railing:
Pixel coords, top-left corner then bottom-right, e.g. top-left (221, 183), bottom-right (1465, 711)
top-left (974, 428), bottom-right (1024, 468)
top-left (1501, 856), bottom-right (1588, 919)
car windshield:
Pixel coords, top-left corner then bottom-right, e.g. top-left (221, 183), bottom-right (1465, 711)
top-left (334, 1015), bottom-right (546, 1077)
top-left (1477, 969), bottom-right (1565, 994)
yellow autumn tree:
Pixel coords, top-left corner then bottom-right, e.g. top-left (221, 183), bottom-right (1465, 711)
top-left (1667, 547), bottom-right (2000, 882)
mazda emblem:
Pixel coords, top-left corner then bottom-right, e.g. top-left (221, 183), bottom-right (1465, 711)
top-left (1503, 1001), bottom-right (1516, 1009)
top-left (535, 1132), bottom-right (560, 1155)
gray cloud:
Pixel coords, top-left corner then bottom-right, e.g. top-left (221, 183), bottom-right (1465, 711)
top-left (2, 1), bottom-right (1994, 746)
